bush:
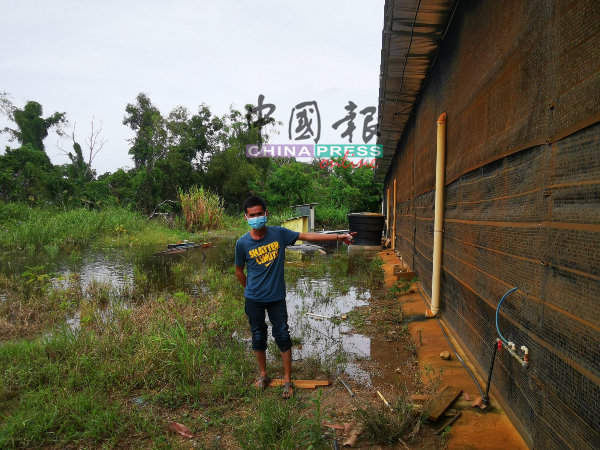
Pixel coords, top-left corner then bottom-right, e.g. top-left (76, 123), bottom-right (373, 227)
top-left (179, 186), bottom-right (225, 232)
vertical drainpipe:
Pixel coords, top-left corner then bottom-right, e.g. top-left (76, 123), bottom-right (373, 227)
top-left (392, 178), bottom-right (397, 250)
top-left (426, 113), bottom-right (447, 318)
top-left (386, 187), bottom-right (391, 237)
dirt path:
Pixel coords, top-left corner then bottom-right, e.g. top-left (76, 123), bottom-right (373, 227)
top-left (378, 251), bottom-right (529, 450)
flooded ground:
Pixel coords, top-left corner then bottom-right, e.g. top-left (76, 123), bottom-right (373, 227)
top-left (0, 238), bottom-right (448, 449)
top-left (1, 237), bottom-right (375, 382)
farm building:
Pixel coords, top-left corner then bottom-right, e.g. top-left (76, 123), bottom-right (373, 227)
top-left (377, 0), bottom-right (600, 448)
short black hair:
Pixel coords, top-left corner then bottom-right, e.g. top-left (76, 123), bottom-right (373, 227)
top-left (242, 195), bottom-right (267, 214)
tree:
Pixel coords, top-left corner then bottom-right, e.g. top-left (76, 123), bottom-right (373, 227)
top-left (123, 93), bottom-right (169, 212)
top-left (0, 144), bottom-right (65, 202)
top-left (123, 93), bottom-right (166, 169)
top-left (204, 107), bottom-right (278, 209)
top-left (57, 118), bottom-right (107, 182)
top-left (0, 92), bottom-right (68, 156)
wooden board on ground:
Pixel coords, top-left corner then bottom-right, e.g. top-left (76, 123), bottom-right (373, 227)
top-left (269, 379), bottom-right (330, 389)
top-left (426, 385), bottom-right (462, 422)
top-left (396, 271), bottom-right (417, 281)
top-left (410, 394), bottom-right (432, 403)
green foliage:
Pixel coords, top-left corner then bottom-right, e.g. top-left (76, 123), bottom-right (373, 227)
top-left (0, 92), bottom-right (383, 228)
top-left (390, 277), bottom-right (420, 295)
top-left (0, 94), bottom-right (68, 152)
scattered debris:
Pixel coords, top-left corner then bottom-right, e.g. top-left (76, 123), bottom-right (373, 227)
top-left (339, 378), bottom-right (355, 397)
top-left (410, 394), bottom-right (432, 403)
top-left (341, 314), bottom-right (347, 320)
top-left (342, 424), bottom-right (363, 446)
top-left (394, 367), bottom-right (402, 373)
top-left (444, 408), bottom-right (458, 417)
top-left (324, 423), bottom-right (345, 430)
top-left (435, 411), bottom-right (462, 435)
top-left (377, 390), bottom-right (392, 410)
top-left (343, 422), bottom-right (356, 433)
top-left (472, 396), bottom-right (487, 409)
top-left (440, 351), bottom-right (451, 360)
top-left (131, 397), bottom-right (146, 407)
top-left (169, 422), bottom-right (194, 438)
top-left (425, 385), bottom-right (462, 422)
top-left (306, 312), bottom-right (332, 320)
top-left (154, 242), bottom-right (211, 256)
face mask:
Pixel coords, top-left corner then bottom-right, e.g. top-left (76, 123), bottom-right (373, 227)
top-left (247, 215), bottom-right (267, 230)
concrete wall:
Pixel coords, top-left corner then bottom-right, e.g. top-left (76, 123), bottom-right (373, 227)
top-left (383, 0), bottom-right (600, 448)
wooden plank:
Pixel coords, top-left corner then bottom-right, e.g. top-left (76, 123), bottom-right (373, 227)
top-left (410, 394), bottom-right (432, 403)
top-left (396, 271), bottom-right (417, 281)
top-left (426, 385), bottom-right (462, 422)
top-left (269, 379), bottom-right (330, 389)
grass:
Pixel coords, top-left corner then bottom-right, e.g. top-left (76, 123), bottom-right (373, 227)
top-left (0, 202), bottom-right (192, 252)
top-left (0, 261), bottom-right (255, 448)
top-left (0, 249), bottom-right (372, 448)
top-left (0, 202), bottom-right (308, 253)
top-left (0, 241), bottom-right (437, 448)
top-left (353, 387), bottom-right (426, 446)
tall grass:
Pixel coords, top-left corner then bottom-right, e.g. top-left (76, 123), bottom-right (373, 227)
top-left (0, 202), bottom-right (188, 252)
top-left (0, 263), bottom-right (254, 448)
top-left (179, 186), bottom-right (225, 232)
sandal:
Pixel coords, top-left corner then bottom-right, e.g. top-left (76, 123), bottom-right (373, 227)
top-left (282, 381), bottom-right (295, 399)
top-left (256, 376), bottom-right (272, 390)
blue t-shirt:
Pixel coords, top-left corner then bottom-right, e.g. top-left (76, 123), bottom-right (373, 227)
top-left (235, 226), bottom-right (300, 301)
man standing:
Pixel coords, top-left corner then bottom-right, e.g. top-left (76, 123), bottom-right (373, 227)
top-left (234, 196), bottom-right (355, 398)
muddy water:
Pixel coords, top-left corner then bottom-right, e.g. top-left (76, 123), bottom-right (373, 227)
top-left (1, 238), bottom-right (375, 381)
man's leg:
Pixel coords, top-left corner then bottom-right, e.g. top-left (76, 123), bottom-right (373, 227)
top-left (281, 348), bottom-right (292, 383)
top-left (267, 299), bottom-right (294, 397)
top-left (245, 298), bottom-right (270, 387)
top-left (255, 349), bottom-right (268, 379)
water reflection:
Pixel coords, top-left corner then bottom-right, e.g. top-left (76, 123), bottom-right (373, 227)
top-left (287, 278), bottom-right (372, 381)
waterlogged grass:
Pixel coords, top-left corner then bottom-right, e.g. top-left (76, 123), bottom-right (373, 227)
top-left (0, 251), bottom-right (379, 448)
top-left (0, 261), bottom-right (254, 448)
top-left (0, 248), bottom-right (431, 448)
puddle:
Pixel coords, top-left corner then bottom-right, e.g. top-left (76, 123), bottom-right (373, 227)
top-left (0, 237), bottom-right (236, 291)
top-left (286, 278), bottom-right (372, 382)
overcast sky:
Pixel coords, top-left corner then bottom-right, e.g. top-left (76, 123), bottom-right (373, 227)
top-left (0, 0), bottom-right (384, 174)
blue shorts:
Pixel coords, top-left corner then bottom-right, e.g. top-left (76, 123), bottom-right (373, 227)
top-left (244, 298), bottom-right (292, 353)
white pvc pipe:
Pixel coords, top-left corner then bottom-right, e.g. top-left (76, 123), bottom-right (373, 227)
top-left (426, 113), bottom-right (447, 318)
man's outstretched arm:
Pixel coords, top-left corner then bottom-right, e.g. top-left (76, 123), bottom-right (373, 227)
top-left (235, 265), bottom-right (247, 288)
top-left (298, 232), bottom-right (356, 245)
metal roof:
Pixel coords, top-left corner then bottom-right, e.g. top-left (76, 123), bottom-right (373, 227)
top-left (375, 0), bottom-right (459, 182)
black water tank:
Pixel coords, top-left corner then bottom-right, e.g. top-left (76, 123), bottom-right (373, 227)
top-left (347, 213), bottom-right (385, 246)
